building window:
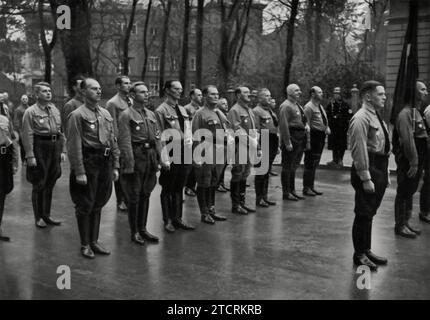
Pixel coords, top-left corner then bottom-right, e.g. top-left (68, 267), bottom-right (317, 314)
top-left (190, 82), bottom-right (196, 89)
top-left (118, 22), bottom-right (137, 35)
top-left (172, 58), bottom-right (178, 71)
top-left (150, 82), bottom-right (159, 95)
top-left (116, 62), bottom-right (130, 74)
top-left (148, 56), bottom-right (160, 71)
top-left (190, 57), bottom-right (196, 71)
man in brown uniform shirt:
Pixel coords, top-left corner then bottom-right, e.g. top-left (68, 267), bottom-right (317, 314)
top-left (227, 86), bottom-right (258, 215)
top-left (420, 86), bottom-right (430, 223)
top-left (13, 94), bottom-right (30, 164)
top-left (118, 82), bottom-right (161, 245)
top-left (107, 76), bottom-right (132, 212)
top-left (349, 80), bottom-right (389, 271)
top-left (184, 88), bottom-right (203, 197)
top-left (394, 81), bottom-right (429, 238)
top-left (192, 85), bottom-right (229, 224)
top-left (253, 88), bottom-right (278, 207)
top-left (67, 78), bottom-right (120, 259)
top-left (0, 102), bottom-right (18, 241)
top-left (303, 86), bottom-right (330, 196)
top-left (279, 84), bottom-right (310, 201)
top-left (22, 82), bottom-right (67, 228)
top-left (155, 80), bottom-right (195, 233)
top-left (61, 75), bottom-right (84, 133)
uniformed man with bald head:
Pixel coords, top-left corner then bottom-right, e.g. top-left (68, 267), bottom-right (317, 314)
top-left (279, 84), bottom-right (309, 201)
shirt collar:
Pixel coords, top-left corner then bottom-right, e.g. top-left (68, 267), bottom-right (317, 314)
top-left (362, 102), bottom-right (376, 115)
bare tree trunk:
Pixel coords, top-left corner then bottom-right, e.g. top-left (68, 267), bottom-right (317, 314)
top-left (54, 0), bottom-right (93, 93)
top-left (218, 0), bottom-right (252, 92)
top-left (179, 0), bottom-right (190, 94)
top-left (313, 0), bottom-right (322, 63)
top-left (159, 0), bottom-right (172, 97)
top-left (39, 0), bottom-right (57, 83)
top-left (283, 0), bottom-right (300, 94)
top-left (122, 0), bottom-right (138, 76)
top-left (195, 0), bottom-right (204, 89)
top-left (305, 0), bottom-right (314, 63)
top-left (141, 0), bottom-right (153, 80)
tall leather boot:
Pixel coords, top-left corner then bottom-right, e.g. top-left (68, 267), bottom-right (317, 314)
top-left (405, 204), bottom-right (421, 235)
top-left (197, 187), bottom-right (214, 224)
top-left (139, 195), bottom-right (159, 242)
top-left (352, 215), bottom-right (377, 271)
top-left (394, 197), bottom-right (416, 238)
top-left (172, 192), bottom-right (195, 230)
top-left (240, 180), bottom-right (255, 212)
top-left (128, 201), bottom-right (144, 245)
top-left (42, 187), bottom-right (61, 226)
top-left (208, 186), bottom-right (226, 221)
top-left (77, 214), bottom-right (94, 259)
top-left (263, 176), bottom-right (276, 205)
top-left (281, 169), bottom-right (290, 196)
top-left (90, 210), bottom-right (111, 254)
top-left (33, 189), bottom-right (46, 228)
top-left (231, 181), bottom-right (247, 214)
top-left (160, 190), bottom-right (175, 233)
top-left (0, 194), bottom-right (10, 242)
top-left (365, 218), bottom-right (388, 265)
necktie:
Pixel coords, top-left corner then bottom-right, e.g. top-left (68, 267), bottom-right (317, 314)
top-left (297, 104), bottom-right (307, 125)
top-left (376, 111), bottom-right (390, 154)
top-left (319, 104), bottom-right (328, 126)
top-left (0, 104), bottom-right (6, 116)
top-left (174, 104), bottom-right (185, 132)
top-left (95, 108), bottom-right (107, 144)
top-left (268, 108), bottom-right (278, 127)
top-left (46, 106), bottom-right (55, 134)
top-left (244, 106), bottom-right (255, 129)
top-left (215, 109), bottom-right (227, 131)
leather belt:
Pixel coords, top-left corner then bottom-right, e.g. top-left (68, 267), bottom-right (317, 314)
top-left (83, 146), bottom-right (111, 157)
top-left (34, 134), bottom-right (59, 142)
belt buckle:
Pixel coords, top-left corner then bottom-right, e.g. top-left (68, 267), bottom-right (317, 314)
top-left (0, 146), bottom-right (6, 155)
top-left (104, 148), bottom-right (111, 157)
top-left (51, 135), bottom-right (57, 142)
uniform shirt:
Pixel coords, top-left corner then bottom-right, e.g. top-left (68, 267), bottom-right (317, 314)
top-left (13, 105), bottom-right (28, 134)
top-left (227, 103), bottom-right (257, 134)
top-left (155, 101), bottom-right (192, 142)
top-left (67, 104), bottom-right (120, 176)
top-left (278, 99), bottom-right (307, 147)
top-left (396, 107), bottom-right (428, 167)
top-left (22, 102), bottom-right (66, 159)
top-left (423, 105), bottom-right (430, 130)
top-left (0, 110), bottom-right (19, 168)
top-left (118, 106), bottom-right (161, 172)
top-left (106, 93), bottom-right (132, 136)
top-left (304, 100), bottom-right (328, 132)
top-left (253, 104), bottom-right (278, 135)
top-left (192, 106), bottom-right (230, 145)
top-left (184, 102), bottom-right (200, 120)
top-left (62, 96), bottom-right (84, 133)
top-left (349, 104), bottom-right (390, 181)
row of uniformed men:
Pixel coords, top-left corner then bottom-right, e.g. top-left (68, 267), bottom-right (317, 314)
top-left (0, 74), bottom-right (334, 257)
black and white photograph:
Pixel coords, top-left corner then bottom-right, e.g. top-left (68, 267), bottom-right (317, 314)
top-left (0, 0), bottom-right (430, 306)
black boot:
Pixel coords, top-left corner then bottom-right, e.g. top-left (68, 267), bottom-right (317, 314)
top-left (405, 208), bottom-right (421, 235)
top-left (281, 169), bottom-right (290, 197)
top-left (208, 187), bottom-right (226, 220)
top-left (172, 192), bottom-right (195, 230)
top-left (231, 181), bottom-right (247, 215)
top-left (128, 201), bottom-right (145, 245)
top-left (290, 171), bottom-right (304, 200)
top-left (263, 176), bottom-right (276, 206)
top-left (160, 190), bottom-right (175, 233)
top-left (90, 211), bottom-right (111, 255)
top-left (197, 187), bottom-right (214, 224)
top-left (42, 187), bottom-right (61, 226)
top-left (365, 218), bottom-right (387, 265)
top-left (395, 197), bottom-right (416, 239)
top-left (77, 215), bottom-right (94, 259)
top-left (139, 195), bottom-right (159, 243)
top-left (240, 180), bottom-right (255, 212)
top-left (33, 189), bottom-right (46, 228)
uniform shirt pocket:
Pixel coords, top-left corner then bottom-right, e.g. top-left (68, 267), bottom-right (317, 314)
top-left (130, 119), bottom-right (145, 136)
top-left (32, 114), bottom-right (50, 132)
top-left (368, 122), bottom-right (382, 152)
